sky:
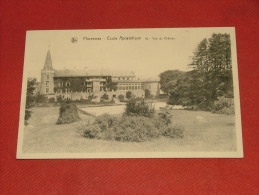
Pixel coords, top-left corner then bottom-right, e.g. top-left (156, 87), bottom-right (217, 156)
top-left (23, 27), bottom-right (235, 81)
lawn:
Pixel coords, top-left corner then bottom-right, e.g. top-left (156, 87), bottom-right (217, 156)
top-left (22, 106), bottom-right (237, 153)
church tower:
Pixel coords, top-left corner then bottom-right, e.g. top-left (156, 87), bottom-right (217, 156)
top-left (40, 49), bottom-right (55, 95)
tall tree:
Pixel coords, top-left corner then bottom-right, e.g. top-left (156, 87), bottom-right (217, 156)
top-left (25, 78), bottom-right (36, 123)
top-left (159, 70), bottom-right (184, 94)
top-left (188, 33), bottom-right (233, 108)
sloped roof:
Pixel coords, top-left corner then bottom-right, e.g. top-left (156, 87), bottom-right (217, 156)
top-left (54, 69), bottom-right (135, 78)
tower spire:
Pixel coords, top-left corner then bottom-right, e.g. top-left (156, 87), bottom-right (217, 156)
top-left (43, 49), bottom-right (53, 70)
top-left (40, 46), bottom-right (55, 95)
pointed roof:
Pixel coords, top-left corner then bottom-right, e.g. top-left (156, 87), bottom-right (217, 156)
top-left (42, 50), bottom-right (53, 70)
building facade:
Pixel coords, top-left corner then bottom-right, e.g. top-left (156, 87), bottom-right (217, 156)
top-left (40, 50), bottom-right (160, 101)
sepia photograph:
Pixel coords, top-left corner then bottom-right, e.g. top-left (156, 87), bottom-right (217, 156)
top-left (17, 27), bottom-right (243, 158)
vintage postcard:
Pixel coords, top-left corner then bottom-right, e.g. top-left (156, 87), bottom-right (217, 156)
top-left (17, 27), bottom-right (243, 159)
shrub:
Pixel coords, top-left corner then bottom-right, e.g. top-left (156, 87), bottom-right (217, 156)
top-left (156, 108), bottom-right (172, 125)
top-left (48, 97), bottom-right (55, 103)
top-left (118, 94), bottom-right (124, 101)
top-left (162, 124), bottom-right (184, 139)
top-left (79, 110), bottom-right (184, 142)
top-left (80, 114), bottom-right (159, 142)
top-left (126, 91), bottom-right (132, 99)
top-left (113, 116), bottom-right (160, 142)
top-left (101, 93), bottom-right (109, 100)
top-left (56, 95), bottom-right (64, 103)
top-left (35, 94), bottom-right (48, 103)
top-left (81, 114), bottom-right (118, 140)
top-left (124, 99), bottom-right (155, 118)
top-left (214, 106), bottom-right (235, 115)
top-left (213, 97), bottom-right (235, 115)
top-left (145, 89), bottom-right (153, 99)
top-left (88, 94), bottom-right (97, 101)
top-left (56, 101), bottom-right (81, 124)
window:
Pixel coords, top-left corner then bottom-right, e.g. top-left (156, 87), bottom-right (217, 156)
top-left (118, 77), bottom-right (120, 80)
top-left (127, 77), bottom-right (129, 80)
top-left (66, 82), bottom-right (70, 87)
top-left (58, 89), bottom-right (62, 93)
top-left (65, 88), bottom-right (71, 93)
top-left (46, 88), bottom-right (49, 93)
top-left (86, 82), bottom-right (92, 87)
top-left (46, 75), bottom-right (49, 79)
top-left (59, 82), bottom-right (63, 87)
top-left (46, 81), bottom-right (49, 86)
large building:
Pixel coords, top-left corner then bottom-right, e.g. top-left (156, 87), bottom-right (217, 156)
top-left (40, 50), bottom-right (160, 101)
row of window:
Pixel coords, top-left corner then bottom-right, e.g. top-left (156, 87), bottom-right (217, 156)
top-left (82, 82), bottom-right (93, 86)
top-left (56, 88), bottom-right (112, 93)
top-left (56, 88), bottom-right (72, 93)
top-left (118, 83), bottom-right (142, 86)
top-left (118, 77), bottom-right (131, 80)
top-left (47, 81), bottom-right (144, 88)
top-left (118, 86), bottom-right (143, 90)
top-left (58, 82), bottom-right (70, 87)
top-left (47, 85), bottom-right (144, 93)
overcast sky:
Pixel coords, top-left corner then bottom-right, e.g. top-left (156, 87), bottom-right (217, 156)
top-left (23, 28), bottom-right (235, 80)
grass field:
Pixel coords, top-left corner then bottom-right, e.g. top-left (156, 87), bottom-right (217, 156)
top-left (22, 106), bottom-right (237, 153)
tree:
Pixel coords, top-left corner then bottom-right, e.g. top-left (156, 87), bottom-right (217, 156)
top-left (56, 101), bottom-right (81, 124)
top-left (56, 95), bottom-right (64, 103)
top-left (167, 71), bottom-right (194, 106)
top-left (25, 78), bottom-right (36, 123)
top-left (126, 91), bottom-right (132, 99)
top-left (159, 70), bottom-right (184, 94)
top-left (167, 33), bottom-right (233, 110)
top-left (145, 89), bottom-right (152, 99)
top-left (118, 94), bottom-right (125, 101)
top-left (101, 93), bottom-right (109, 100)
top-left (187, 33), bottom-right (233, 109)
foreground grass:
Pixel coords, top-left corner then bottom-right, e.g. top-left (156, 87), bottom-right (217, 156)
top-left (22, 107), bottom-right (237, 153)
